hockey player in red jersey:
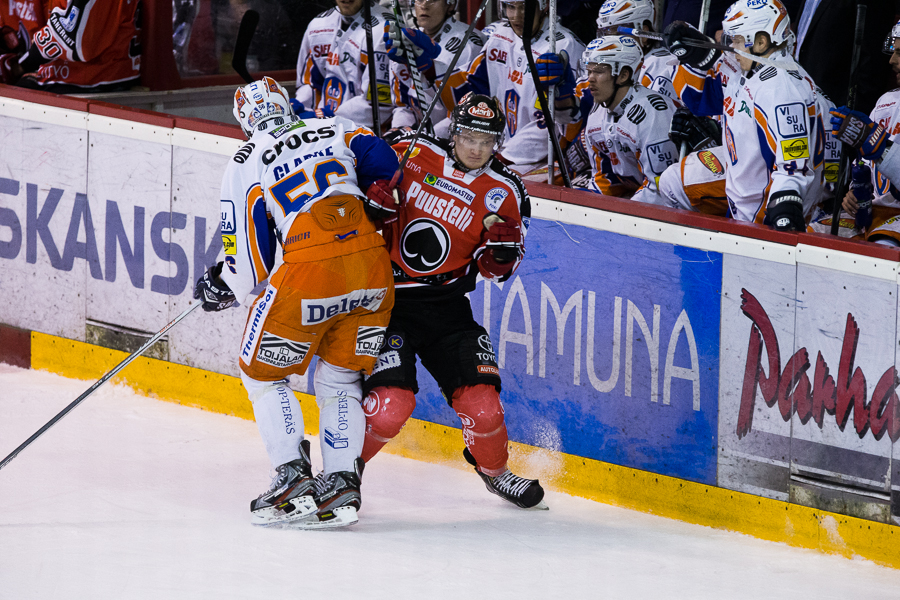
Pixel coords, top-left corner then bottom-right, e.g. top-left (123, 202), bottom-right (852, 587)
top-left (360, 93), bottom-right (547, 510)
top-left (0, 0), bottom-right (140, 91)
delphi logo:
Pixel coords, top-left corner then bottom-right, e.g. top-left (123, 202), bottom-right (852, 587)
top-left (301, 288), bottom-right (388, 325)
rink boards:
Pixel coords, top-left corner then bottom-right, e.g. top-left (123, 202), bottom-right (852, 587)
top-left (2, 86), bottom-right (900, 567)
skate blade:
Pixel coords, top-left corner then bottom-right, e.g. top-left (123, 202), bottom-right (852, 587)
top-left (525, 499), bottom-right (549, 511)
top-left (250, 495), bottom-right (317, 527)
top-left (288, 505), bottom-right (359, 530)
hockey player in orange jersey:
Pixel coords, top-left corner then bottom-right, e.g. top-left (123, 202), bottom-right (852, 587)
top-left (0, 0), bottom-right (140, 91)
top-left (194, 78), bottom-right (400, 529)
top-left (360, 93), bottom-right (547, 510)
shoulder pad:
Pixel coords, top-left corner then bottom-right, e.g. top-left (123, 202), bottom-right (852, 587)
top-left (232, 141), bottom-right (256, 164)
top-left (758, 67), bottom-right (777, 81)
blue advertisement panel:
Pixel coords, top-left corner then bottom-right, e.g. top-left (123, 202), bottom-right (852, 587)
top-left (411, 219), bottom-right (722, 484)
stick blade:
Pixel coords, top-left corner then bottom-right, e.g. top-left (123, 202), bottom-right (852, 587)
top-left (232, 9), bottom-right (260, 84)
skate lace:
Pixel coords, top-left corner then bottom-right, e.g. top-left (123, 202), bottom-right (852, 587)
top-left (492, 471), bottom-right (532, 498)
top-left (313, 472), bottom-right (332, 495)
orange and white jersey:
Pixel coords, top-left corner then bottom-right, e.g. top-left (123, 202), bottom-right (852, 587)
top-left (389, 16), bottom-right (484, 133)
top-left (386, 135), bottom-right (530, 299)
top-left (868, 89), bottom-right (900, 208)
top-left (583, 84), bottom-right (679, 204)
top-left (442, 19), bottom-right (585, 166)
top-left (219, 115), bottom-right (398, 302)
top-left (674, 49), bottom-right (822, 223)
top-left (19, 0), bottom-right (140, 89)
top-left (294, 2), bottom-right (392, 129)
top-left (638, 47), bottom-right (679, 102)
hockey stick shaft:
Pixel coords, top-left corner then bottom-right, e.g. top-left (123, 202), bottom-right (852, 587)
top-left (389, 0), bottom-right (492, 187)
top-left (618, 27), bottom-right (795, 70)
top-left (0, 303), bottom-right (202, 473)
top-left (232, 9), bottom-right (259, 84)
top-left (830, 4), bottom-right (867, 235)
top-left (523, 0), bottom-right (572, 188)
top-left (363, 0), bottom-right (382, 137)
top-left (391, 0), bottom-right (433, 136)
top-left (547, 0), bottom-right (557, 184)
top-left (698, 0), bottom-right (711, 35)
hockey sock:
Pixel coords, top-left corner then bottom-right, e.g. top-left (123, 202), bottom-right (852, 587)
top-left (360, 386), bottom-right (417, 462)
top-left (319, 393), bottom-right (365, 474)
top-left (452, 384), bottom-right (509, 477)
top-left (314, 359), bottom-right (365, 474)
top-left (242, 374), bottom-right (305, 469)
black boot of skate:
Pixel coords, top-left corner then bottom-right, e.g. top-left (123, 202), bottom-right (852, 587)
top-left (250, 440), bottom-right (317, 526)
top-left (292, 458), bottom-right (364, 529)
top-left (463, 447), bottom-right (548, 510)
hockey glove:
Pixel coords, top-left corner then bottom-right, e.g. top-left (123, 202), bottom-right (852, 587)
top-left (535, 51), bottom-right (576, 99)
top-left (766, 191), bottom-right (805, 232)
top-left (289, 98), bottom-right (334, 119)
top-left (475, 217), bottom-right (523, 281)
top-left (830, 106), bottom-right (888, 162)
top-left (382, 126), bottom-right (416, 147)
top-left (564, 134), bottom-right (591, 177)
top-left (663, 21), bottom-right (721, 71)
top-left (0, 53), bottom-right (22, 85)
top-left (669, 107), bottom-right (721, 152)
top-left (364, 179), bottom-right (402, 224)
top-left (384, 20), bottom-right (440, 72)
top-left (0, 26), bottom-right (21, 53)
top-left (194, 262), bottom-right (236, 312)
top-left (850, 162), bottom-right (874, 231)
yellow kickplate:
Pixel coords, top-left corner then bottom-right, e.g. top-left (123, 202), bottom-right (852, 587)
top-left (31, 331), bottom-right (900, 569)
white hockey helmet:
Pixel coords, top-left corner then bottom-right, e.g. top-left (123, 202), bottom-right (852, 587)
top-left (884, 19), bottom-right (900, 54)
top-left (596, 0), bottom-right (655, 37)
top-left (233, 77), bottom-right (293, 137)
top-left (721, 0), bottom-right (790, 50)
top-left (582, 35), bottom-right (644, 78)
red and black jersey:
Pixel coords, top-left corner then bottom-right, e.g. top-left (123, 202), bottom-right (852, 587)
top-left (386, 135), bottom-right (530, 301)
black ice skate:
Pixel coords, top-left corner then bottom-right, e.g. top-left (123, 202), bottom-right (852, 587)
top-left (250, 440), bottom-right (317, 526)
top-left (290, 459), bottom-right (364, 529)
top-left (464, 447), bottom-right (548, 510)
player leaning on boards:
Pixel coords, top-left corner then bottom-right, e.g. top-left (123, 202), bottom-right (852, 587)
top-left (361, 94), bottom-right (547, 510)
top-left (384, 0), bottom-right (485, 138)
top-left (294, 0), bottom-right (392, 128)
top-left (665, 0), bottom-right (823, 231)
top-left (194, 77), bottom-right (400, 529)
top-left (575, 35), bottom-right (680, 203)
top-left (830, 20), bottom-right (900, 243)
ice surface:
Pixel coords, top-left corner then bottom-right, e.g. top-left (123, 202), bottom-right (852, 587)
top-left (2, 365), bottom-right (899, 599)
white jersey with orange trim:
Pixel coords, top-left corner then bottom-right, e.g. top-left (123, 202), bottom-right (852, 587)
top-left (674, 50), bottom-right (822, 223)
top-left (638, 47), bottom-right (679, 102)
top-left (390, 16), bottom-right (484, 134)
top-left (868, 89), bottom-right (900, 208)
top-left (294, 2), bottom-right (393, 128)
top-left (582, 84), bottom-right (679, 204)
top-left (442, 18), bottom-right (585, 166)
top-left (219, 115), bottom-right (397, 302)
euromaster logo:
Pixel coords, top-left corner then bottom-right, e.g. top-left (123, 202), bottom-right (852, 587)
top-left (781, 138), bottom-right (810, 159)
top-left (423, 173), bottom-right (476, 205)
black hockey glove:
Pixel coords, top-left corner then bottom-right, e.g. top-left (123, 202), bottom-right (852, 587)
top-left (669, 108), bottom-right (722, 152)
top-left (565, 135), bottom-right (591, 177)
top-left (663, 21), bottom-right (721, 71)
top-left (382, 126), bottom-right (417, 147)
top-left (766, 191), bottom-right (805, 232)
top-left (194, 262), bottom-right (236, 312)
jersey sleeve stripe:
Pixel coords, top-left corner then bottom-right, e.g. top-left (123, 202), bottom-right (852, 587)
top-left (245, 184), bottom-right (270, 286)
top-left (753, 106), bottom-right (777, 154)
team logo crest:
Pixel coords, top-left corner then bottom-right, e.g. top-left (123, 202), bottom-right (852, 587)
top-left (484, 187), bottom-right (508, 213)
